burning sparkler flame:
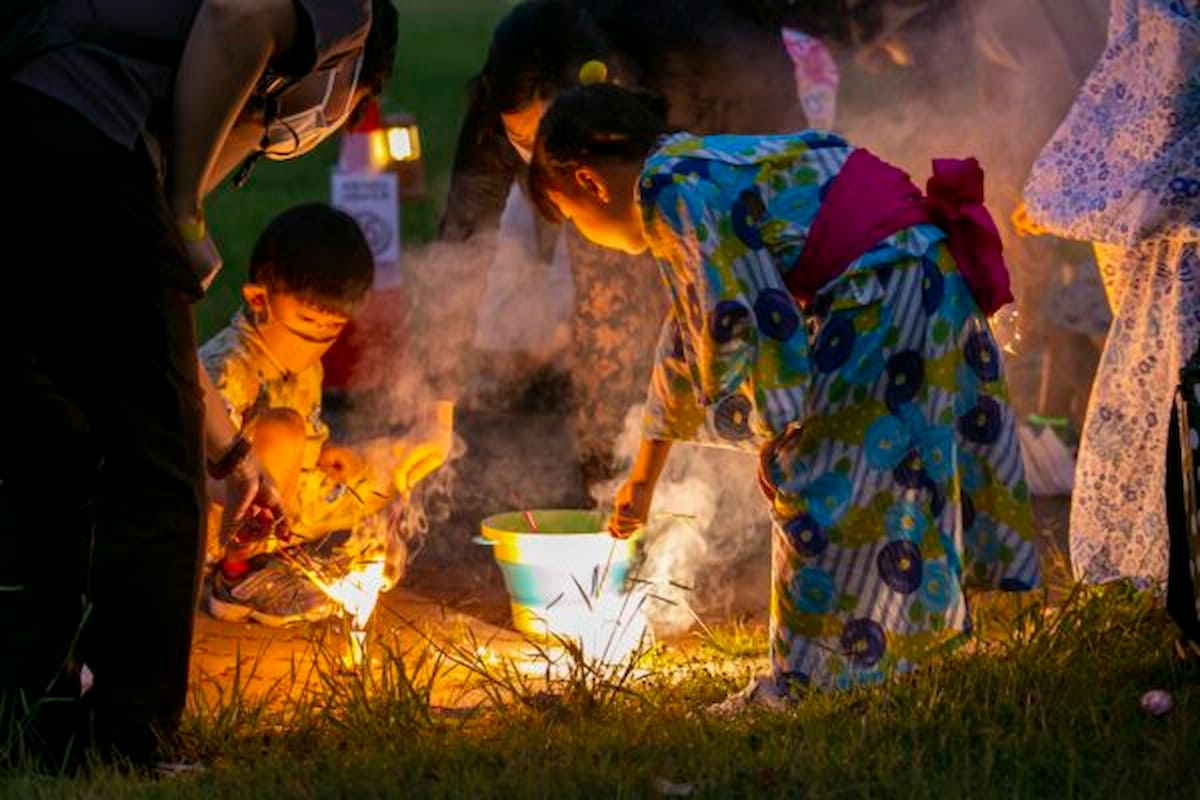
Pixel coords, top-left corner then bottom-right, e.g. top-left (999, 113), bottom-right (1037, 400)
top-left (323, 560), bottom-right (388, 630)
top-left (278, 550), bottom-right (389, 666)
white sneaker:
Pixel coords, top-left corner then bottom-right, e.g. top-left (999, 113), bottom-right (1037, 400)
top-left (205, 558), bottom-right (333, 627)
top-left (707, 674), bottom-right (789, 716)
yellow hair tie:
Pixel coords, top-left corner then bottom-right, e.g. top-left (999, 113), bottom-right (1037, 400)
top-left (578, 59), bottom-right (608, 86)
top-left (178, 215), bottom-right (206, 244)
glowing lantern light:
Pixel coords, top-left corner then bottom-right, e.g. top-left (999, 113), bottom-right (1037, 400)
top-left (386, 123), bottom-right (421, 163)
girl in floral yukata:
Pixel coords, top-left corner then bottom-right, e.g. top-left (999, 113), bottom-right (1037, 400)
top-left (529, 84), bottom-right (1039, 696)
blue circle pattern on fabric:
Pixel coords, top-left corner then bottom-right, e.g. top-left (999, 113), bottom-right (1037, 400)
top-left (731, 188), bottom-right (768, 250)
top-left (941, 273), bottom-right (974, 331)
top-left (639, 172), bottom-right (679, 224)
top-left (966, 515), bottom-right (1003, 563)
top-left (959, 396), bottom-right (1004, 445)
top-left (893, 449), bottom-right (930, 490)
top-left (921, 255), bottom-right (945, 315)
top-left (964, 329), bottom-right (1002, 382)
top-left (865, 415), bottom-right (911, 471)
top-left (814, 315), bottom-right (856, 372)
top-left (957, 449), bottom-right (984, 492)
top-left (841, 618), bottom-right (887, 668)
top-left (954, 362), bottom-right (981, 417)
top-left (714, 394), bottom-right (754, 441)
top-left (805, 472), bottom-right (853, 527)
top-left (793, 566), bottom-right (836, 613)
top-left (877, 540), bottom-right (924, 594)
top-left (885, 350), bottom-right (924, 411)
top-left (755, 288), bottom-right (802, 341)
top-left (919, 561), bottom-right (954, 612)
top-left (784, 513), bottom-right (829, 557)
top-left (670, 157), bottom-right (712, 180)
top-left (919, 424), bottom-right (956, 483)
top-left (709, 299), bottom-right (750, 344)
top-left (885, 500), bottom-right (928, 544)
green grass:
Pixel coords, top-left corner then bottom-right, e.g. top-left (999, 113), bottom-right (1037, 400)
top-left (4, 587), bottom-right (1199, 799)
top-left (196, 0), bottom-right (510, 341)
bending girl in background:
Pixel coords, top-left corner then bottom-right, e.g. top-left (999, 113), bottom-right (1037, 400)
top-left (529, 85), bottom-right (1039, 696)
top-left (442, 0), bottom-right (847, 492)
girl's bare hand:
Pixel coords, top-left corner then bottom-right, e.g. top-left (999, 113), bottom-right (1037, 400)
top-left (609, 479), bottom-right (653, 539)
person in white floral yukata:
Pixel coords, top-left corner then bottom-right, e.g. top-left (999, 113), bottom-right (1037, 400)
top-left (1022, 0), bottom-right (1200, 589)
top-left (529, 84), bottom-right (1039, 698)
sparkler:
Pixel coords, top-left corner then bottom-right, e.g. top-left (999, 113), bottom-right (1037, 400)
top-left (509, 492), bottom-right (540, 532)
top-left (278, 547), bottom-right (388, 667)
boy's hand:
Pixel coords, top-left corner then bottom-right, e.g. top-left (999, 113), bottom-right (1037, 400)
top-left (392, 434), bottom-right (452, 497)
top-left (221, 451), bottom-right (289, 544)
top-left (1011, 202), bottom-right (1049, 238)
top-left (318, 446), bottom-right (365, 484)
top-left (609, 480), bottom-right (653, 539)
top-left (393, 401), bottom-right (455, 497)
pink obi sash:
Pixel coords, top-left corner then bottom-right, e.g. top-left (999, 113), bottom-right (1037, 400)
top-left (785, 149), bottom-right (1013, 316)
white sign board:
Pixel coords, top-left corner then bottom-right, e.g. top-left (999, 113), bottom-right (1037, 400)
top-left (331, 171), bottom-right (402, 289)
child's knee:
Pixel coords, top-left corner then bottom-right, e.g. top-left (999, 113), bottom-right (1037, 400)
top-left (248, 408), bottom-right (306, 461)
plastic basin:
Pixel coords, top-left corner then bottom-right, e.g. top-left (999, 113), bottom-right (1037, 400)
top-left (479, 509), bottom-right (638, 638)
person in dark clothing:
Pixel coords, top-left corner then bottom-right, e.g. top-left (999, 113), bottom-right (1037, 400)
top-left (0, 0), bottom-right (397, 768)
top-left (441, 0), bottom-right (822, 242)
top-left (443, 0), bottom-right (826, 491)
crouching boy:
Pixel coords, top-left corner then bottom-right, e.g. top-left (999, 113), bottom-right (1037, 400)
top-left (200, 203), bottom-right (453, 626)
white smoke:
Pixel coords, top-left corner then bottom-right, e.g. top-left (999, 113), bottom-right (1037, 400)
top-left (324, 0), bottom-right (1117, 624)
top-left (592, 405), bottom-right (770, 636)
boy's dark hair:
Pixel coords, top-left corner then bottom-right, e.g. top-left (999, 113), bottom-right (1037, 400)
top-left (473, 0), bottom-right (607, 116)
top-left (249, 203), bottom-right (374, 315)
top-left (528, 83), bottom-right (669, 221)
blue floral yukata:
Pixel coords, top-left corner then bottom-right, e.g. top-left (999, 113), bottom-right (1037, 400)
top-left (639, 132), bottom-right (1039, 690)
